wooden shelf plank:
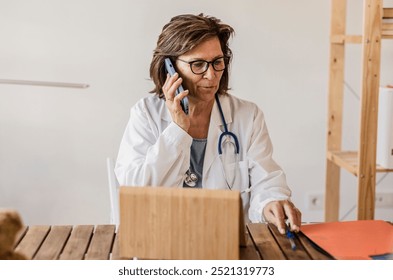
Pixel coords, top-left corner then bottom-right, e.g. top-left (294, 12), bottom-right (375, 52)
top-left (382, 23), bottom-right (393, 30)
top-left (330, 22), bottom-right (393, 45)
top-left (327, 151), bottom-right (358, 176)
top-left (331, 35), bottom-right (362, 44)
top-left (383, 8), bottom-right (393, 19)
top-left (327, 151), bottom-right (393, 177)
top-left (331, 34), bottom-right (393, 43)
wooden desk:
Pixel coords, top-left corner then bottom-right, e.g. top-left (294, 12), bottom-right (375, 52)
top-left (13, 224), bottom-right (333, 260)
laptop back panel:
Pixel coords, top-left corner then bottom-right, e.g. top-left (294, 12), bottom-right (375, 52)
top-left (119, 186), bottom-right (241, 260)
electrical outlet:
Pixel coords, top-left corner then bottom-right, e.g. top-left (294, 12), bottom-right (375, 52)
top-left (306, 193), bottom-right (324, 210)
top-left (375, 192), bottom-right (393, 208)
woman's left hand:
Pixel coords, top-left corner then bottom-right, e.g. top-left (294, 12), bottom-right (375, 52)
top-left (262, 200), bottom-right (302, 235)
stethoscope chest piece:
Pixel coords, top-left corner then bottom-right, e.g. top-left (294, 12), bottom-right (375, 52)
top-left (185, 170), bottom-right (198, 187)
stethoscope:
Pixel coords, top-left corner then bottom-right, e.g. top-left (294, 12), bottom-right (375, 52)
top-left (185, 94), bottom-right (240, 190)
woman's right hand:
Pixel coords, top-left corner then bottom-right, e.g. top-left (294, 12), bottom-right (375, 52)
top-left (162, 73), bottom-right (190, 132)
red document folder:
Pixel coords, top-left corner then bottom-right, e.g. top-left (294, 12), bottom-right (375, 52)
top-left (301, 220), bottom-right (393, 260)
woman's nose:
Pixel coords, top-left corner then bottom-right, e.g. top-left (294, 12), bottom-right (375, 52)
top-left (203, 64), bottom-right (217, 79)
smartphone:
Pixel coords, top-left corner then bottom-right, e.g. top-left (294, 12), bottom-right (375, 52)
top-left (164, 58), bottom-right (189, 114)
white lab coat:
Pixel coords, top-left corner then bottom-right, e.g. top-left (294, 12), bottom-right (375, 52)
top-left (115, 93), bottom-right (291, 222)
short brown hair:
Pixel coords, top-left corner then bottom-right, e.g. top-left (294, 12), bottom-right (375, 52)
top-left (149, 14), bottom-right (234, 98)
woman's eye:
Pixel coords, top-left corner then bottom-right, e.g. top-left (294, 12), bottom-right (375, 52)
top-left (192, 61), bottom-right (205, 68)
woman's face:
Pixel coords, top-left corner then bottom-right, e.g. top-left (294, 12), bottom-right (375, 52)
top-left (175, 36), bottom-right (224, 103)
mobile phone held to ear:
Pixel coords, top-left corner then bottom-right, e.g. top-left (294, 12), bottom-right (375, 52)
top-left (164, 58), bottom-right (189, 114)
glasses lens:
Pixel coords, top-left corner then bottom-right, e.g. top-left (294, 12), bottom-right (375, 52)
top-left (212, 57), bottom-right (226, 71)
top-left (190, 61), bottom-right (208, 74)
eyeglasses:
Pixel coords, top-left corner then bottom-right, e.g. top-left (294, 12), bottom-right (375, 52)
top-left (177, 57), bottom-right (226, 75)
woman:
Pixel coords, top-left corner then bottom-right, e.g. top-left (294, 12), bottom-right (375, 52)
top-left (115, 13), bottom-right (301, 234)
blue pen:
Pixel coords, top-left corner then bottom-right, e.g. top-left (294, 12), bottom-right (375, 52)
top-left (286, 226), bottom-right (297, 251)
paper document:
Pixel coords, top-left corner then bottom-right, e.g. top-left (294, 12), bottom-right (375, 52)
top-left (301, 220), bottom-right (393, 260)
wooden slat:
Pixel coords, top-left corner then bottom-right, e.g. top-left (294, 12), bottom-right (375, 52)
top-left (247, 223), bottom-right (285, 260)
top-left (85, 225), bottom-right (116, 260)
top-left (110, 230), bottom-right (122, 260)
top-left (34, 226), bottom-right (72, 260)
top-left (328, 151), bottom-right (393, 175)
top-left (383, 8), bottom-right (393, 19)
top-left (346, 35), bottom-right (363, 43)
top-left (381, 23), bottom-right (393, 39)
top-left (297, 233), bottom-right (333, 260)
top-left (382, 30), bottom-right (393, 36)
top-left (14, 226), bottom-right (50, 259)
top-left (327, 151), bottom-right (358, 176)
top-left (13, 226), bottom-right (28, 248)
top-left (239, 228), bottom-right (260, 260)
top-left (267, 224), bottom-right (311, 260)
top-left (60, 225), bottom-right (94, 260)
top-left (382, 23), bottom-right (393, 30)
top-left (331, 35), bottom-right (363, 44)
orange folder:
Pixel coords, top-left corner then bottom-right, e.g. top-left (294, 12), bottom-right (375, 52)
top-left (301, 220), bottom-right (393, 260)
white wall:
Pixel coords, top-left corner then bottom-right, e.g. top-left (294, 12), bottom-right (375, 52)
top-left (0, 0), bottom-right (392, 225)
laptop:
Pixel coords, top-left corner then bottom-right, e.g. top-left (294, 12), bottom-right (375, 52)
top-left (119, 186), bottom-right (246, 260)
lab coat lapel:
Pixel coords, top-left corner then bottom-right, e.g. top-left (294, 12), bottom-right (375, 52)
top-left (203, 94), bottom-right (233, 181)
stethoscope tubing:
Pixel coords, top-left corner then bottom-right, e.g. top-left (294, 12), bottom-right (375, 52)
top-left (215, 94), bottom-right (240, 155)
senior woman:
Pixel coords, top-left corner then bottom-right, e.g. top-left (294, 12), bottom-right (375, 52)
top-left (115, 13), bottom-right (301, 234)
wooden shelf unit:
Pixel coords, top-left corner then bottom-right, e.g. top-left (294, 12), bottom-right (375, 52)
top-left (325, 0), bottom-right (393, 221)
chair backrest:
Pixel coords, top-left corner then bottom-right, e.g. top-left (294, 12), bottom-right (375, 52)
top-left (106, 157), bottom-right (120, 225)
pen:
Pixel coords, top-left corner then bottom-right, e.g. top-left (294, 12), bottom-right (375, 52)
top-left (285, 226), bottom-right (297, 251)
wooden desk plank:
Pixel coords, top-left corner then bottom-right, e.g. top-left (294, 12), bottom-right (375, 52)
top-left (85, 225), bottom-right (116, 260)
top-left (297, 232), bottom-right (333, 260)
top-left (60, 225), bottom-right (94, 260)
top-left (239, 228), bottom-right (261, 260)
top-left (14, 226), bottom-right (28, 248)
top-left (247, 223), bottom-right (286, 260)
top-left (14, 226), bottom-right (50, 259)
top-left (268, 224), bottom-right (311, 260)
top-left (34, 226), bottom-right (72, 260)
top-left (110, 228), bottom-right (122, 260)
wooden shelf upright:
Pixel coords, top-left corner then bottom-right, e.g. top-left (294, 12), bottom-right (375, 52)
top-left (325, 0), bottom-right (393, 221)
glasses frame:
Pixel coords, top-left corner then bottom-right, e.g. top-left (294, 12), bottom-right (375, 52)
top-left (177, 56), bottom-right (226, 75)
